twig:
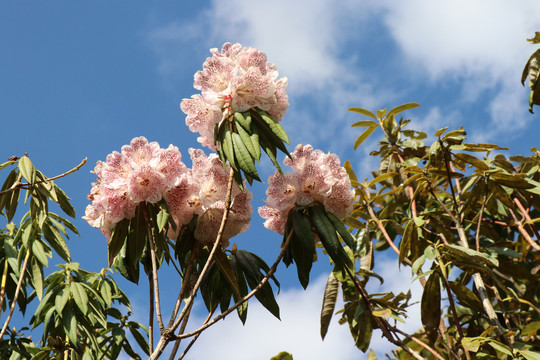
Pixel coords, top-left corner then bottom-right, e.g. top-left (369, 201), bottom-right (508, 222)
top-left (514, 197), bottom-right (540, 241)
top-left (391, 327), bottom-right (447, 360)
top-left (143, 204), bottom-right (165, 332)
top-left (0, 250), bottom-right (30, 338)
top-left (148, 271), bottom-right (154, 353)
top-left (168, 300), bottom-right (195, 360)
top-left (508, 208), bottom-right (540, 251)
top-left (0, 259), bottom-right (9, 315)
top-left (475, 185), bottom-right (488, 251)
top-left (167, 249), bottom-right (197, 329)
top-left (0, 158), bottom-right (87, 196)
top-left (441, 273), bottom-right (470, 360)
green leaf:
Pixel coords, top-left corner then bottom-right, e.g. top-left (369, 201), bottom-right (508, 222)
top-left (70, 282), bottom-right (88, 315)
top-left (222, 126), bottom-right (237, 170)
top-left (54, 186), bottom-right (76, 218)
top-left (42, 220), bottom-right (71, 262)
top-left (325, 211), bottom-right (356, 251)
top-left (232, 132), bottom-right (260, 181)
top-left (421, 271), bottom-right (441, 341)
top-left (353, 126), bottom-right (377, 150)
top-left (356, 313), bottom-right (373, 352)
top-left (31, 239), bottom-right (49, 266)
top-left (129, 325), bottom-right (150, 356)
top-left (348, 107), bottom-right (377, 119)
top-left (434, 127), bottom-right (449, 137)
top-left (308, 205), bottom-right (352, 269)
top-left (519, 350), bottom-right (540, 360)
top-left (214, 249), bottom-right (242, 301)
top-left (19, 156), bottom-right (36, 183)
top-left (461, 337), bottom-right (481, 352)
top-left (399, 220), bottom-right (415, 268)
top-left (55, 287), bottom-right (70, 315)
top-left (486, 340), bottom-right (513, 356)
top-left (351, 120), bottom-right (378, 128)
top-left (62, 306), bottom-right (78, 345)
top-left (236, 120), bottom-right (259, 160)
top-left (234, 111), bottom-right (251, 130)
top-left (260, 137), bottom-right (283, 175)
top-left (249, 124), bottom-right (262, 161)
top-left (254, 108), bottom-right (289, 144)
top-left (290, 208), bottom-right (316, 289)
top-left (368, 172), bottom-right (398, 187)
top-left (367, 349), bottom-right (378, 360)
top-left (386, 102), bottom-right (420, 119)
top-left (454, 153), bottom-right (489, 171)
top-left (107, 219), bottom-right (129, 266)
top-left (30, 257), bottom-right (44, 301)
top-left (444, 243), bottom-right (499, 267)
top-left (448, 281), bottom-right (483, 311)
top-left (156, 208), bottom-right (169, 232)
top-left (320, 272), bottom-right (339, 340)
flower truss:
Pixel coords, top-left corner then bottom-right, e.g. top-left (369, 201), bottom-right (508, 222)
top-left (84, 137), bottom-right (252, 246)
top-left (258, 144), bottom-right (355, 235)
top-left (181, 42), bottom-right (289, 150)
top-left (165, 148), bottom-right (252, 247)
top-left (84, 137), bottom-right (186, 238)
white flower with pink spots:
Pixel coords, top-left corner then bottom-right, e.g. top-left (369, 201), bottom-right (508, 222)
top-left (181, 42), bottom-right (289, 150)
top-left (258, 144), bottom-right (354, 234)
top-left (165, 148), bottom-right (252, 246)
top-left (84, 137), bottom-right (187, 237)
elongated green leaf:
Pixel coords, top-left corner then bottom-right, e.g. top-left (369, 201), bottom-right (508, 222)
top-left (214, 249), bottom-right (242, 301)
top-left (0, 168), bottom-right (18, 212)
top-left (249, 124), bottom-right (261, 161)
top-left (254, 108), bottom-right (289, 144)
top-left (351, 120), bottom-right (378, 127)
top-left (368, 172), bottom-right (398, 187)
top-left (19, 156), bottom-right (35, 183)
top-left (308, 205), bottom-right (352, 269)
top-left (222, 125), bottom-right (237, 170)
top-left (31, 239), bottom-right (49, 266)
top-left (55, 287), bottom-right (70, 315)
top-left (54, 185), bottom-right (75, 218)
top-left (63, 306), bottom-right (78, 345)
top-left (291, 208), bottom-right (316, 289)
top-left (519, 350), bottom-right (540, 360)
top-left (236, 123), bottom-right (259, 162)
top-left (461, 337), bottom-right (481, 352)
top-left (260, 136), bottom-right (283, 175)
top-left (42, 221), bottom-right (71, 262)
top-left (356, 313), bottom-right (373, 352)
top-left (129, 325), bottom-right (150, 356)
top-left (454, 153), bottom-right (489, 171)
top-left (399, 220), bottom-right (416, 268)
top-left (30, 257), bottom-right (44, 301)
top-left (320, 272), bottom-right (339, 340)
top-left (448, 281), bottom-right (483, 311)
top-left (6, 187), bottom-right (20, 222)
top-left (421, 271), bottom-right (441, 341)
top-left (348, 107), bottom-right (377, 119)
top-left (234, 111), bottom-right (252, 130)
top-left (354, 126), bottom-right (377, 150)
top-left (444, 244), bottom-right (499, 267)
top-left (107, 219), bottom-right (129, 266)
top-left (325, 211), bottom-right (356, 251)
top-left (232, 132), bottom-right (260, 180)
top-left (71, 282), bottom-right (88, 315)
top-left (386, 102), bottom-right (420, 119)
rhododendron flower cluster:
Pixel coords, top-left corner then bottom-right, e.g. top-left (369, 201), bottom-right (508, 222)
top-left (84, 137), bottom-right (252, 244)
top-left (258, 144), bottom-right (355, 235)
top-left (165, 148), bottom-right (252, 246)
top-left (181, 42), bottom-right (289, 149)
top-left (84, 137), bottom-right (186, 237)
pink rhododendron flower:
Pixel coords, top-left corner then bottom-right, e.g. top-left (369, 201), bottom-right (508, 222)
top-left (84, 137), bottom-right (187, 238)
top-left (258, 144), bottom-right (355, 234)
top-left (181, 42), bottom-right (289, 149)
top-left (165, 148), bottom-right (252, 246)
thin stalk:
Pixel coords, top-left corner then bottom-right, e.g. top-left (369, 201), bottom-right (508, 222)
top-left (168, 300), bottom-right (195, 360)
top-left (0, 158), bottom-right (87, 196)
top-left (149, 167), bottom-right (235, 360)
top-left (475, 185), bottom-right (488, 251)
top-left (0, 250), bottom-right (30, 338)
top-left (143, 204), bottom-right (165, 332)
top-left (148, 271), bottom-right (154, 353)
top-left (391, 327), bottom-right (447, 360)
top-left (167, 249), bottom-right (197, 329)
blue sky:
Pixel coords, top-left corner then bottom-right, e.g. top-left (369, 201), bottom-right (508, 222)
top-left (2, 1), bottom-right (540, 359)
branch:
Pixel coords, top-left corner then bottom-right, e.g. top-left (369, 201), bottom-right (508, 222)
top-left (143, 204), bottom-right (165, 333)
top-left (0, 158), bottom-right (87, 196)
